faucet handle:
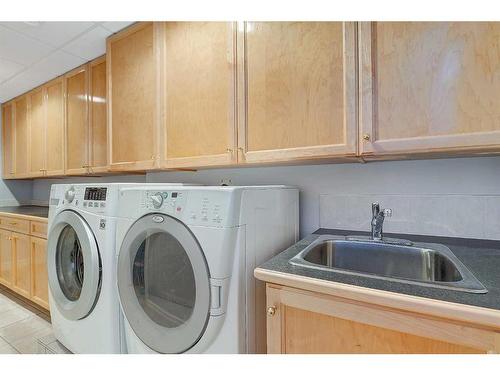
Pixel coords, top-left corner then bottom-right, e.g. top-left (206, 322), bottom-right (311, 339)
top-left (372, 202), bottom-right (380, 216)
top-left (383, 208), bottom-right (393, 217)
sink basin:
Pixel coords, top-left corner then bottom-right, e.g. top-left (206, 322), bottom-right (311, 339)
top-left (289, 235), bottom-right (487, 293)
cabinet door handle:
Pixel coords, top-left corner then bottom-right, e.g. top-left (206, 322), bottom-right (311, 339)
top-left (267, 306), bottom-right (277, 317)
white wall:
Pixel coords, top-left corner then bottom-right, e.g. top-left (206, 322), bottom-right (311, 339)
top-left (29, 156), bottom-right (500, 240)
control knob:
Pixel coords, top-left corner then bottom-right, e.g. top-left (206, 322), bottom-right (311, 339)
top-left (65, 187), bottom-right (76, 203)
top-left (150, 192), bottom-right (164, 209)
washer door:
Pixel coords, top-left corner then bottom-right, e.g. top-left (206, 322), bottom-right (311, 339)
top-left (47, 210), bottom-right (102, 320)
top-left (117, 214), bottom-right (210, 354)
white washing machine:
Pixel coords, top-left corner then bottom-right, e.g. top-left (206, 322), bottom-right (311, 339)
top-left (47, 183), bottom-right (193, 354)
top-left (115, 185), bottom-right (299, 354)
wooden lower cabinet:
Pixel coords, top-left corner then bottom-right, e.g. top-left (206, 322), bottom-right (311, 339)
top-left (30, 237), bottom-right (49, 309)
top-left (265, 283), bottom-right (500, 354)
top-left (0, 216), bottom-right (48, 310)
top-left (11, 233), bottom-right (31, 299)
top-left (0, 230), bottom-right (13, 287)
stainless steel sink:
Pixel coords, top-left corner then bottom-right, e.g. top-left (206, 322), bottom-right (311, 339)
top-left (289, 235), bottom-right (487, 293)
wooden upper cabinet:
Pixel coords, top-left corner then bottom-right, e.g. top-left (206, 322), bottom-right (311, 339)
top-left (65, 65), bottom-right (89, 175)
top-left (29, 88), bottom-right (46, 177)
top-left (45, 78), bottom-right (65, 176)
top-left (161, 22), bottom-right (237, 168)
top-left (238, 22), bottom-right (357, 164)
top-left (14, 95), bottom-right (30, 178)
top-left (89, 56), bottom-right (108, 173)
top-left (2, 103), bottom-right (15, 179)
top-left (359, 22), bottom-right (500, 156)
top-left (108, 22), bottom-right (160, 171)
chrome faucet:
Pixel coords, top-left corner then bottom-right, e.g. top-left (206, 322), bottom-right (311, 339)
top-left (371, 202), bottom-right (392, 240)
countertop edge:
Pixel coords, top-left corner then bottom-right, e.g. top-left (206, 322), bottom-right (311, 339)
top-left (0, 211), bottom-right (48, 222)
top-left (254, 267), bottom-right (500, 330)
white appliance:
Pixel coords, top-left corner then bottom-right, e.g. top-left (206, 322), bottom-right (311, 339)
top-left (47, 183), bottom-right (192, 354)
top-left (115, 185), bottom-right (299, 353)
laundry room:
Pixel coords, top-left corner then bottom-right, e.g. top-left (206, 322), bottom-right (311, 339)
top-left (1, 0), bottom-right (500, 374)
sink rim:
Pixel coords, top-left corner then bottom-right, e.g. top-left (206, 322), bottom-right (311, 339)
top-left (289, 235), bottom-right (488, 294)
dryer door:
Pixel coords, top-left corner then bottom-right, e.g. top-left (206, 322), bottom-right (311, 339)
top-left (47, 210), bottom-right (102, 320)
top-left (117, 213), bottom-right (210, 353)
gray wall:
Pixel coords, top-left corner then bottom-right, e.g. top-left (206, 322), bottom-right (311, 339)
top-left (25, 155), bottom-right (500, 240)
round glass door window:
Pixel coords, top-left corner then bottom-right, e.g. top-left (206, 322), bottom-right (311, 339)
top-left (133, 231), bottom-right (196, 328)
top-left (118, 214), bottom-right (211, 353)
top-left (56, 225), bottom-right (85, 301)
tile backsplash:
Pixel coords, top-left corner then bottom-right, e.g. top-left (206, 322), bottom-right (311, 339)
top-left (320, 194), bottom-right (498, 240)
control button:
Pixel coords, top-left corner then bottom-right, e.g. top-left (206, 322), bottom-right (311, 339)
top-left (162, 192), bottom-right (168, 199)
top-left (150, 192), bottom-right (164, 209)
top-left (176, 206), bottom-right (182, 213)
top-left (100, 202), bottom-right (105, 208)
top-left (88, 202), bottom-right (93, 207)
top-left (83, 202), bottom-right (87, 207)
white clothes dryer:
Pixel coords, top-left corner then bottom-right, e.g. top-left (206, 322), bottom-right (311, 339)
top-left (115, 185), bottom-right (299, 353)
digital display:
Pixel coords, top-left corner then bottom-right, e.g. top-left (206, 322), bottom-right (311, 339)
top-left (171, 192), bottom-right (178, 198)
top-left (84, 187), bottom-right (107, 201)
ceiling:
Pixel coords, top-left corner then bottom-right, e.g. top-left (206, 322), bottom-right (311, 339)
top-left (0, 21), bottom-right (134, 103)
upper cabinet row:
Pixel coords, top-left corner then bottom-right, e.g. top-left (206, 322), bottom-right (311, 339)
top-left (107, 22), bottom-right (357, 171)
top-left (3, 22), bottom-right (500, 178)
top-left (2, 56), bottom-right (106, 179)
top-left (108, 21), bottom-right (500, 172)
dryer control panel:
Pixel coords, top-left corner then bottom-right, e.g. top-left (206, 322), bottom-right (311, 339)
top-left (130, 188), bottom-right (236, 227)
top-left (142, 190), bottom-right (188, 218)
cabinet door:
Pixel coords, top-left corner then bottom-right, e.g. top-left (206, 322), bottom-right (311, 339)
top-left (265, 284), bottom-right (493, 354)
top-left (14, 95), bottom-right (30, 178)
top-left (45, 78), bottom-right (65, 176)
top-left (29, 88), bottom-right (46, 177)
top-left (30, 237), bottom-right (48, 310)
top-left (238, 22), bottom-right (357, 164)
top-left (65, 65), bottom-right (89, 175)
top-left (107, 22), bottom-right (161, 171)
top-left (359, 22), bottom-right (500, 156)
top-left (1, 103), bottom-right (15, 179)
top-left (162, 22), bottom-right (237, 168)
top-left (11, 233), bottom-right (31, 299)
top-left (89, 56), bottom-right (108, 173)
top-left (0, 230), bottom-right (13, 287)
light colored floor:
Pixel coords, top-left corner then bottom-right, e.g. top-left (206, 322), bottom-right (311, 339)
top-left (0, 290), bottom-right (52, 354)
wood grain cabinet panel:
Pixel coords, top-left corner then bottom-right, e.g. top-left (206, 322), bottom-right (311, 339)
top-left (11, 232), bottom-right (31, 299)
top-left (238, 22), bottom-right (357, 164)
top-left (29, 89), bottom-right (46, 177)
top-left (14, 96), bottom-right (30, 178)
top-left (360, 22), bottom-right (500, 156)
top-left (1, 103), bottom-right (15, 179)
top-left (161, 22), bottom-right (237, 168)
top-left (107, 22), bottom-right (160, 171)
top-left (30, 237), bottom-right (48, 310)
top-left (45, 78), bottom-right (65, 176)
top-left (89, 56), bottom-right (108, 173)
top-left (65, 66), bottom-right (89, 175)
top-left (0, 230), bottom-right (13, 287)
top-left (265, 284), bottom-right (500, 354)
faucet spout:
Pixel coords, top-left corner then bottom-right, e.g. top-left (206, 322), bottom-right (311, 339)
top-left (371, 202), bottom-right (392, 240)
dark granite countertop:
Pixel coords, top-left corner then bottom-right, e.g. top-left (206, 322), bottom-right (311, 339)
top-left (258, 228), bottom-right (500, 311)
top-left (0, 205), bottom-right (49, 219)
